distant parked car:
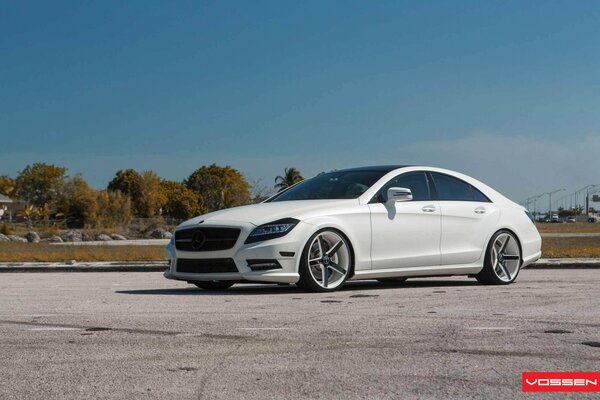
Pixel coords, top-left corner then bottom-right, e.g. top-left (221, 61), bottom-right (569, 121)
top-left (566, 216), bottom-right (576, 223)
top-left (589, 216), bottom-right (597, 223)
top-left (551, 213), bottom-right (560, 223)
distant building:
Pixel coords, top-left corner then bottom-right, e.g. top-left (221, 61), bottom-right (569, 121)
top-left (0, 194), bottom-right (12, 221)
top-left (0, 194), bottom-right (27, 222)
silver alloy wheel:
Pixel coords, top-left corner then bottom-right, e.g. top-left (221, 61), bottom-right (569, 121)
top-left (491, 232), bottom-right (521, 282)
top-left (307, 230), bottom-right (350, 289)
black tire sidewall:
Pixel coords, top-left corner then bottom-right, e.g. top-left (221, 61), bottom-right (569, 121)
top-left (477, 230), bottom-right (521, 285)
top-left (298, 228), bottom-right (353, 292)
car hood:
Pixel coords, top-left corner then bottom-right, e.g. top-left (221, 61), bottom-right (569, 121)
top-left (178, 199), bottom-right (358, 228)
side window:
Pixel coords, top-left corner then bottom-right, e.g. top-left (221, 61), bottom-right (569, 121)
top-left (430, 172), bottom-right (490, 202)
top-left (471, 186), bottom-right (490, 202)
top-left (374, 172), bottom-right (430, 202)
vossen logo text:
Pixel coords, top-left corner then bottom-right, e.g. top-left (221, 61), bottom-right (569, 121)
top-left (525, 379), bottom-right (597, 387)
top-left (523, 372), bottom-right (600, 393)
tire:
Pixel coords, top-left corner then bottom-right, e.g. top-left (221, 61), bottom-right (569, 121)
top-left (297, 228), bottom-right (353, 292)
top-left (193, 281), bottom-right (235, 290)
top-left (376, 277), bottom-right (408, 284)
top-left (476, 230), bottom-right (522, 285)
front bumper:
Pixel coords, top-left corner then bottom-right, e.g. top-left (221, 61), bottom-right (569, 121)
top-left (164, 220), bottom-right (314, 284)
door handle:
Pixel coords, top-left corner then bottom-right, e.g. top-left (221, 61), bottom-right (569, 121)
top-left (474, 207), bottom-right (486, 214)
top-left (422, 205), bottom-right (436, 213)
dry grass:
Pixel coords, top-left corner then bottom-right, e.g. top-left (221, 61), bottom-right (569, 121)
top-left (0, 243), bottom-right (165, 262)
top-left (541, 237), bottom-right (600, 258)
top-left (536, 222), bottom-right (600, 234)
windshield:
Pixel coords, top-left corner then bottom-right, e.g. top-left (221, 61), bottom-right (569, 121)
top-left (269, 170), bottom-right (388, 201)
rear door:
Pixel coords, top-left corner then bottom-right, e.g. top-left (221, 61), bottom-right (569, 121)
top-left (429, 172), bottom-right (500, 265)
top-left (368, 171), bottom-right (441, 269)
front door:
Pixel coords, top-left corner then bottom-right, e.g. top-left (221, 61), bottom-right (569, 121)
top-left (368, 171), bottom-right (441, 269)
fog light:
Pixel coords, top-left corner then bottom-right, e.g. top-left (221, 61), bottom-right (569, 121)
top-left (246, 259), bottom-right (282, 271)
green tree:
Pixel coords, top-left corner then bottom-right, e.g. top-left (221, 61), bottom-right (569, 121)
top-left (107, 169), bottom-right (163, 217)
top-left (557, 206), bottom-right (582, 218)
top-left (274, 167), bottom-right (304, 191)
top-left (36, 202), bottom-right (64, 227)
top-left (249, 178), bottom-right (273, 204)
top-left (159, 180), bottom-right (203, 219)
top-left (107, 169), bottom-right (142, 196)
top-left (96, 191), bottom-right (132, 227)
top-left (0, 175), bottom-right (15, 196)
top-left (14, 163), bottom-right (67, 207)
top-left (57, 174), bottom-right (99, 227)
top-left (184, 164), bottom-right (251, 212)
top-left (136, 170), bottom-right (163, 218)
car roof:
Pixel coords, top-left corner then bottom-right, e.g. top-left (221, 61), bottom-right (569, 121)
top-left (332, 165), bottom-right (411, 173)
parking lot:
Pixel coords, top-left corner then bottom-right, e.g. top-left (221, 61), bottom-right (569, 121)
top-left (1, 269), bottom-right (599, 399)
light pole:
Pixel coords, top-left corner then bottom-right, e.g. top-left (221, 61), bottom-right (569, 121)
top-left (546, 189), bottom-right (565, 218)
top-left (552, 192), bottom-right (570, 212)
top-left (588, 188), bottom-right (600, 217)
top-left (531, 193), bottom-right (545, 218)
top-left (523, 196), bottom-right (536, 211)
top-left (571, 185), bottom-right (600, 218)
top-left (523, 193), bottom-right (546, 220)
top-left (585, 185), bottom-right (600, 217)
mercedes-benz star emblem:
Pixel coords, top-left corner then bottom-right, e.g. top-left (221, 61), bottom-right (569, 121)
top-left (191, 231), bottom-right (206, 250)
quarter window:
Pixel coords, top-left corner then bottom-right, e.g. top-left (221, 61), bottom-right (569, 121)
top-left (373, 172), bottom-right (430, 202)
top-left (430, 172), bottom-right (490, 202)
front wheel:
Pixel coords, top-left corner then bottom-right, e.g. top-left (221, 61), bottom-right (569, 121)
top-left (193, 281), bottom-right (235, 290)
top-left (476, 230), bottom-right (521, 285)
top-left (297, 229), bottom-right (352, 292)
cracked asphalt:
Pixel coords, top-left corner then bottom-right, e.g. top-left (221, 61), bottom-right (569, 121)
top-left (1, 269), bottom-right (599, 399)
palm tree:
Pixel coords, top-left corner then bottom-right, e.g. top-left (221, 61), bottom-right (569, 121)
top-left (274, 168), bottom-right (304, 191)
top-left (18, 205), bottom-right (38, 228)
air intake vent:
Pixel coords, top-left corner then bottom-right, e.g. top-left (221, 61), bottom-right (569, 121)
top-left (176, 258), bottom-right (238, 273)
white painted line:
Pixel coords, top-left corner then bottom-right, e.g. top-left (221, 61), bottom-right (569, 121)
top-left (238, 327), bottom-right (294, 330)
top-left (28, 327), bottom-right (81, 331)
top-left (467, 327), bottom-right (516, 330)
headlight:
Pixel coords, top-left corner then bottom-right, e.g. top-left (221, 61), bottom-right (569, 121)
top-left (245, 218), bottom-right (299, 244)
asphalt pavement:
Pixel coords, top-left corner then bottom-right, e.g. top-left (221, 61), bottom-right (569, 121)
top-left (1, 270), bottom-right (599, 399)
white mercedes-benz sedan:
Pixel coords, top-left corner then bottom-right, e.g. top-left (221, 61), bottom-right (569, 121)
top-left (164, 166), bottom-right (541, 292)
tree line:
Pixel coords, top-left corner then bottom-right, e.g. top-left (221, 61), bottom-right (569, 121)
top-left (0, 164), bottom-right (305, 228)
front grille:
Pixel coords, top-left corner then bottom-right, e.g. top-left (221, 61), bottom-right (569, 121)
top-left (175, 227), bottom-right (241, 252)
top-left (176, 258), bottom-right (238, 274)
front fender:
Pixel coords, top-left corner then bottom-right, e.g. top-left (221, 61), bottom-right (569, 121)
top-left (303, 209), bottom-right (371, 272)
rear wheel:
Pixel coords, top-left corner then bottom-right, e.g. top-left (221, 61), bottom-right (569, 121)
top-left (476, 230), bottom-right (521, 285)
top-left (297, 229), bottom-right (352, 292)
top-left (193, 281), bottom-right (235, 290)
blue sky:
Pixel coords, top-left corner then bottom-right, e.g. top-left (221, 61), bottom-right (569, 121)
top-left (2, 1), bottom-right (600, 204)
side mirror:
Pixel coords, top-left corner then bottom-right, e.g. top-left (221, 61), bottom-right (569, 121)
top-left (386, 187), bottom-right (413, 207)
